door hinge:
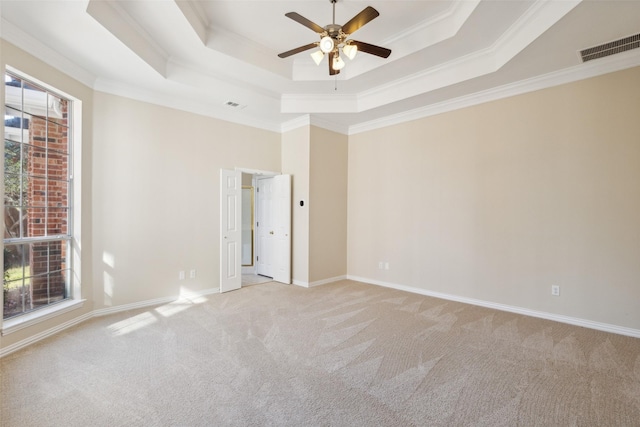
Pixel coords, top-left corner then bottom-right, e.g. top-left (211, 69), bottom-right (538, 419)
top-left (257, 221), bottom-right (259, 227)
top-left (257, 187), bottom-right (259, 192)
top-left (256, 256), bottom-right (259, 261)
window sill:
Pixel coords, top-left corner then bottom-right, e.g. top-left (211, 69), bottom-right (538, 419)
top-left (2, 299), bottom-right (86, 336)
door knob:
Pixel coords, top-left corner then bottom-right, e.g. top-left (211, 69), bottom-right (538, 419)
top-left (270, 231), bottom-right (274, 235)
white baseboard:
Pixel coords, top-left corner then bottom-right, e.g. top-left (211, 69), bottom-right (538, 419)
top-left (347, 275), bottom-right (640, 339)
top-left (293, 275), bottom-right (346, 288)
top-left (92, 288), bottom-right (220, 318)
top-left (1, 286), bottom-right (220, 358)
top-left (309, 275), bottom-right (347, 288)
top-left (92, 296), bottom-right (177, 318)
top-left (6, 275), bottom-right (638, 359)
top-left (0, 311), bottom-right (93, 358)
top-left (1, 299), bottom-right (86, 336)
top-left (293, 280), bottom-right (309, 288)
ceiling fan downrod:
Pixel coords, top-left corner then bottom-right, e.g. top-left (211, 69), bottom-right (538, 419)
top-left (331, 0), bottom-right (337, 25)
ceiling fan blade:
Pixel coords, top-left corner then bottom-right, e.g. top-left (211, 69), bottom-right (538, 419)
top-left (350, 40), bottom-right (391, 58)
top-left (285, 12), bottom-right (325, 34)
top-left (278, 43), bottom-right (318, 58)
top-left (328, 51), bottom-right (340, 75)
top-left (341, 6), bottom-right (379, 35)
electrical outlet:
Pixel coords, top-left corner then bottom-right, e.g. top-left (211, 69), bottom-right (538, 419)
top-left (179, 271), bottom-right (185, 280)
top-left (189, 269), bottom-right (196, 279)
top-left (378, 262), bottom-right (383, 269)
top-left (551, 285), bottom-right (560, 296)
top-left (384, 262), bottom-right (390, 270)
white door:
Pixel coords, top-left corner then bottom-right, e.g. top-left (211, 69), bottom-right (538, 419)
top-left (219, 169), bottom-right (242, 293)
top-left (272, 174), bottom-right (291, 284)
top-left (256, 178), bottom-right (274, 277)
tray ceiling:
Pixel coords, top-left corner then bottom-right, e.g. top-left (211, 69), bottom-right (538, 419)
top-left (2, 1), bottom-right (640, 134)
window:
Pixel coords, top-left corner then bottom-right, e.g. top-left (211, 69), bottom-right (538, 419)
top-left (3, 71), bottom-right (73, 320)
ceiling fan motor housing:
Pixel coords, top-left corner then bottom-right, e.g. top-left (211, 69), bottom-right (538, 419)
top-left (325, 24), bottom-right (342, 38)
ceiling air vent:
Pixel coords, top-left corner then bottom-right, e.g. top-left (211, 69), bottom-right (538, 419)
top-left (223, 101), bottom-right (246, 109)
top-left (580, 33), bottom-right (640, 62)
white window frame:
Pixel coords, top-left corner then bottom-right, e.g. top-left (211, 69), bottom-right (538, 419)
top-left (1, 66), bottom-right (84, 335)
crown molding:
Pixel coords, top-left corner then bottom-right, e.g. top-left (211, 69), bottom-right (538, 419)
top-left (280, 115), bottom-right (311, 133)
top-left (94, 77), bottom-right (283, 133)
top-left (0, 19), bottom-right (96, 88)
top-left (355, 0), bottom-right (581, 112)
top-left (310, 116), bottom-right (349, 135)
top-left (383, 0), bottom-right (477, 45)
top-left (5, 1), bottom-right (635, 139)
top-left (348, 49), bottom-right (640, 135)
top-left (86, 0), bottom-right (169, 77)
top-left (282, 92), bottom-right (359, 113)
top-left (281, 0), bottom-right (580, 115)
top-left (288, 0), bottom-right (480, 82)
top-left (280, 114), bottom-right (349, 135)
top-left (174, 0), bottom-right (209, 46)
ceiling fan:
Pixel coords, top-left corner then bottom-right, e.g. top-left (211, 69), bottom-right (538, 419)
top-left (277, 0), bottom-right (392, 75)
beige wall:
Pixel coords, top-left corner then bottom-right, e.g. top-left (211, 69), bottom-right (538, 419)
top-left (348, 66), bottom-right (640, 329)
top-left (309, 126), bottom-right (348, 283)
top-left (282, 126), bottom-right (310, 285)
top-left (1, 40), bottom-right (94, 348)
top-left (3, 35), bottom-right (640, 353)
top-left (2, 40), bottom-right (281, 352)
top-left (281, 125), bottom-right (348, 286)
top-left (92, 92), bottom-right (281, 307)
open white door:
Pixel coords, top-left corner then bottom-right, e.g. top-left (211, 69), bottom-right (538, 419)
top-left (256, 178), bottom-right (274, 277)
top-left (220, 169), bottom-right (242, 293)
top-left (273, 174), bottom-right (291, 284)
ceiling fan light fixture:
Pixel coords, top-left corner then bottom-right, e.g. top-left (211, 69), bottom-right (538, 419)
top-left (343, 44), bottom-right (357, 60)
top-left (320, 36), bottom-right (334, 53)
top-left (332, 54), bottom-right (345, 71)
top-left (310, 50), bottom-right (325, 66)
top-left (278, 4), bottom-right (391, 76)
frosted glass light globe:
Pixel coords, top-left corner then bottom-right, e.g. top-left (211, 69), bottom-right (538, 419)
top-left (320, 36), bottom-right (334, 53)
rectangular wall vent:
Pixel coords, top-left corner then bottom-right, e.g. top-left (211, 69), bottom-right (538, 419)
top-left (580, 33), bottom-right (640, 62)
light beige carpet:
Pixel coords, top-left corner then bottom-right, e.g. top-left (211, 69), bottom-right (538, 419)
top-left (1, 280), bottom-right (640, 426)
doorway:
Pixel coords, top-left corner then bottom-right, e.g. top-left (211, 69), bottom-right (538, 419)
top-left (220, 169), bottom-right (291, 293)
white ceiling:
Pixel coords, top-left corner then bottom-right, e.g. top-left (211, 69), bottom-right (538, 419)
top-left (2, 0), bottom-right (640, 134)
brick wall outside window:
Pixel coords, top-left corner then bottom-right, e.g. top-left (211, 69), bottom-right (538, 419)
top-left (26, 103), bottom-right (69, 307)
